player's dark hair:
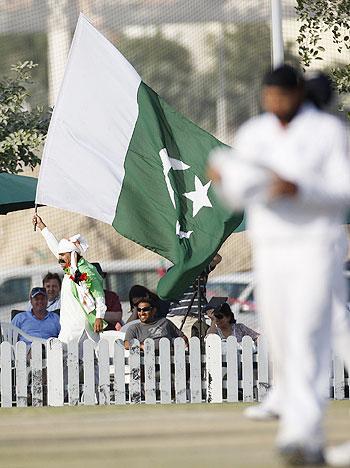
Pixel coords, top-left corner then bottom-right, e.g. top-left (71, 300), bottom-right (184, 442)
top-left (263, 64), bottom-right (304, 90)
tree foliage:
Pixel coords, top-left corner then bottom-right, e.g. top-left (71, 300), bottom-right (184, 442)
top-left (296, 0), bottom-right (350, 115)
top-left (0, 32), bottom-right (48, 107)
top-left (0, 61), bottom-right (50, 174)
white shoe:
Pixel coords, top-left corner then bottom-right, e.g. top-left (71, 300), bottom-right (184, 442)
top-left (325, 442), bottom-right (350, 467)
top-left (244, 404), bottom-right (279, 421)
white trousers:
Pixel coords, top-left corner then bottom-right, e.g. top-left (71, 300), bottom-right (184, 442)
top-left (254, 236), bottom-right (337, 449)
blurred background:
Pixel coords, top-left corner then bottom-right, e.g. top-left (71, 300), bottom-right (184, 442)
top-left (0, 0), bottom-right (349, 329)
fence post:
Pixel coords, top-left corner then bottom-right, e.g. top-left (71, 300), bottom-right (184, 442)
top-left (31, 341), bottom-right (43, 407)
top-left (97, 338), bottom-right (110, 405)
top-left (0, 342), bottom-right (13, 408)
top-left (144, 338), bottom-right (156, 404)
top-left (47, 338), bottom-right (63, 406)
top-left (333, 355), bottom-right (345, 400)
top-left (257, 336), bottom-right (269, 402)
top-left (226, 336), bottom-right (238, 402)
top-left (174, 337), bottom-right (187, 403)
top-left (205, 334), bottom-right (222, 403)
top-left (67, 339), bottom-right (79, 406)
top-left (159, 337), bottom-right (171, 404)
top-left (129, 339), bottom-right (141, 404)
top-left (242, 336), bottom-right (254, 402)
top-left (83, 339), bottom-right (96, 405)
top-left (15, 341), bottom-right (28, 407)
top-left (189, 337), bottom-right (201, 403)
top-left (114, 339), bottom-right (126, 405)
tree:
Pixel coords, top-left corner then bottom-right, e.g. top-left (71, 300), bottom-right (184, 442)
top-left (0, 32), bottom-right (48, 106)
top-left (0, 61), bottom-right (50, 174)
top-left (296, 0), bottom-right (350, 116)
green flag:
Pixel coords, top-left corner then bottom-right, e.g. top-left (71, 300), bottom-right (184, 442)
top-left (36, 15), bottom-right (243, 300)
top-left (115, 82), bottom-right (243, 298)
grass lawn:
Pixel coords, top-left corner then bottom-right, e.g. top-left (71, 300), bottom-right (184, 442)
top-left (0, 401), bottom-right (349, 468)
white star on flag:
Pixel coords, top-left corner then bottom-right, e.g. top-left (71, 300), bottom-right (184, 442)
top-left (159, 148), bottom-right (190, 208)
top-left (184, 176), bottom-right (212, 217)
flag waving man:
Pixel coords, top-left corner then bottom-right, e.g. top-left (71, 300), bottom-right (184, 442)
top-left (33, 214), bottom-right (106, 345)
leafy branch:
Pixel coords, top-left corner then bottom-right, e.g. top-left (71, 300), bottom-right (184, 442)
top-left (296, 0), bottom-right (350, 118)
top-left (0, 61), bottom-right (51, 174)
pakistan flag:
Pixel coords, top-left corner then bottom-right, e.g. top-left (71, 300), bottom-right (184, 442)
top-left (36, 14), bottom-right (243, 300)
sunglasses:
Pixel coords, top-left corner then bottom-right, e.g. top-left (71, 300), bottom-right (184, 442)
top-left (58, 259), bottom-right (67, 264)
top-left (137, 306), bottom-right (153, 313)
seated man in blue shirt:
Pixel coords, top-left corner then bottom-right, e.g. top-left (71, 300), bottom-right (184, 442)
top-left (12, 287), bottom-right (61, 345)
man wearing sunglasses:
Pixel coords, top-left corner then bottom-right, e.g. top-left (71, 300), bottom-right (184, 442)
top-left (11, 287), bottom-right (60, 345)
top-left (124, 296), bottom-right (188, 351)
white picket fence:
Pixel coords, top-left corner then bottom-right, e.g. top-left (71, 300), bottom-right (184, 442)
top-left (0, 335), bottom-right (348, 407)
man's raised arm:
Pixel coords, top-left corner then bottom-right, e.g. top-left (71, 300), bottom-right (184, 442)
top-left (32, 214), bottom-right (59, 259)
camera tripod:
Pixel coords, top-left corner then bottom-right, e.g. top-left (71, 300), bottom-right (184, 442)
top-left (179, 275), bottom-right (207, 347)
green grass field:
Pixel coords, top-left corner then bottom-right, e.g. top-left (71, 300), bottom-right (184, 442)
top-left (0, 401), bottom-right (349, 468)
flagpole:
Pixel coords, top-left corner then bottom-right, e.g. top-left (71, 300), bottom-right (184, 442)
top-left (33, 203), bottom-right (38, 231)
top-left (271, 0), bottom-right (284, 68)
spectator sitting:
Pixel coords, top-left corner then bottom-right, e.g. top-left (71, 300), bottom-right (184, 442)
top-left (43, 272), bottom-right (61, 312)
top-left (92, 263), bottom-right (123, 331)
top-left (126, 284), bottom-right (170, 324)
top-left (124, 296), bottom-right (188, 350)
top-left (12, 287), bottom-right (61, 345)
top-left (206, 302), bottom-right (259, 343)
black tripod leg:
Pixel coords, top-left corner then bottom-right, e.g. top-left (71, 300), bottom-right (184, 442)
top-left (197, 277), bottom-right (204, 350)
top-left (179, 290), bottom-right (198, 331)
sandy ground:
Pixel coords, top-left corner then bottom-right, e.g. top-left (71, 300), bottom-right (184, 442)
top-left (0, 401), bottom-right (349, 468)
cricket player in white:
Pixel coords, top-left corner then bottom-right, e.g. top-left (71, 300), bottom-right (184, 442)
top-left (208, 65), bottom-right (350, 465)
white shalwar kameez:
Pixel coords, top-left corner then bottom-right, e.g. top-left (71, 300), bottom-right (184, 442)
top-left (40, 228), bottom-right (101, 345)
top-left (211, 103), bottom-right (350, 450)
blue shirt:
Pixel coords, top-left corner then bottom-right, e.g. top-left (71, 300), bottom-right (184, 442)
top-left (11, 309), bottom-right (61, 345)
